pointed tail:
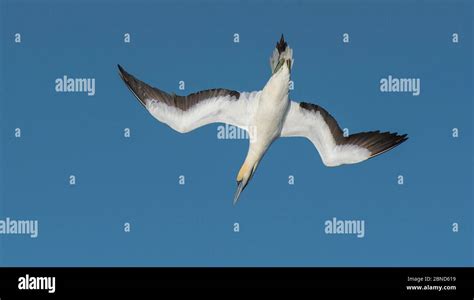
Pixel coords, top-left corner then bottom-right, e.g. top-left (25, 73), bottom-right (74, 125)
top-left (269, 34), bottom-right (294, 73)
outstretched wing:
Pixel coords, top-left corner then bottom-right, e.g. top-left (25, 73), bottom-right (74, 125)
top-left (281, 101), bottom-right (408, 167)
top-left (118, 64), bottom-right (260, 133)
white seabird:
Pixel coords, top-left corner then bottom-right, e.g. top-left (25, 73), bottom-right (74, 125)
top-left (118, 35), bottom-right (408, 205)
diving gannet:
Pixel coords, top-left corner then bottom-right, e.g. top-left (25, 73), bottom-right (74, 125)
top-left (118, 35), bottom-right (408, 205)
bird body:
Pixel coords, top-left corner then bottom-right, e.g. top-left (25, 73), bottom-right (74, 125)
top-left (236, 58), bottom-right (291, 201)
top-left (118, 35), bottom-right (407, 205)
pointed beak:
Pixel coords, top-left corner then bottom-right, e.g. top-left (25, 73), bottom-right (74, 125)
top-left (233, 180), bottom-right (245, 206)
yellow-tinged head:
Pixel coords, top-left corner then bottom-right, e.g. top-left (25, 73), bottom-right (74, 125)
top-left (234, 161), bottom-right (259, 205)
top-left (236, 163), bottom-right (251, 182)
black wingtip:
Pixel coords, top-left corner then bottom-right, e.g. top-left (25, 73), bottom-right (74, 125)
top-left (368, 132), bottom-right (409, 159)
top-left (117, 64), bottom-right (126, 76)
top-left (399, 133), bottom-right (409, 143)
top-left (116, 64), bottom-right (147, 108)
top-left (117, 64), bottom-right (133, 87)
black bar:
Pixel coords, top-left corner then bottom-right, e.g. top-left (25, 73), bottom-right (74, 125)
top-left (0, 267), bottom-right (472, 296)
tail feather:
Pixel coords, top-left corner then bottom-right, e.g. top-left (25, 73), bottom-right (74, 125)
top-left (270, 34), bottom-right (294, 73)
top-left (276, 34), bottom-right (288, 54)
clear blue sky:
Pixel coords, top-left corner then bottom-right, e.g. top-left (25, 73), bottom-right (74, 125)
top-left (0, 0), bottom-right (472, 266)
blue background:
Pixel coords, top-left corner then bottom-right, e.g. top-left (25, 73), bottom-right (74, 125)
top-left (0, 0), bottom-right (472, 266)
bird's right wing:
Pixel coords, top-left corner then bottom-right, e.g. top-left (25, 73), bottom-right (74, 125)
top-left (118, 65), bottom-right (260, 133)
top-left (280, 101), bottom-right (408, 167)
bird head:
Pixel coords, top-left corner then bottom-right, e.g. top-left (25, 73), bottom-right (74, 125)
top-left (233, 161), bottom-right (259, 205)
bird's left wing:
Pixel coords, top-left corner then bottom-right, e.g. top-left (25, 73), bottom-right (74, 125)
top-left (118, 64), bottom-right (260, 133)
top-left (280, 101), bottom-right (407, 167)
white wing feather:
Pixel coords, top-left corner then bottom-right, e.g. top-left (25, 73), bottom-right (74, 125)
top-left (118, 65), bottom-right (260, 133)
top-left (146, 92), bottom-right (260, 133)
